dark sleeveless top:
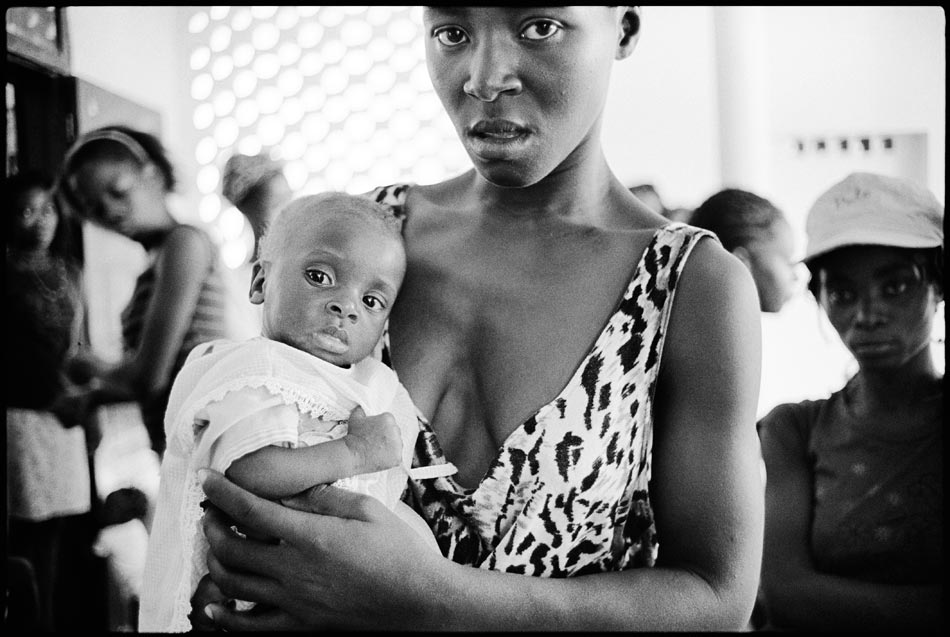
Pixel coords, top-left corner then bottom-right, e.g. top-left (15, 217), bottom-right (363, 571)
top-left (120, 224), bottom-right (232, 451)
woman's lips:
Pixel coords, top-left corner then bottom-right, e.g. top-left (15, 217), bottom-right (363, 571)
top-left (469, 119), bottom-right (529, 138)
top-left (466, 120), bottom-right (531, 157)
top-left (850, 340), bottom-right (898, 356)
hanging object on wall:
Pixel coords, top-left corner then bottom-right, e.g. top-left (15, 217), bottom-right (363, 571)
top-left (5, 7), bottom-right (71, 75)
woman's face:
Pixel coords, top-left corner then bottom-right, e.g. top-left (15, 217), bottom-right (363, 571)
top-left (12, 186), bottom-right (58, 252)
top-left (423, 7), bottom-right (634, 188)
top-left (817, 245), bottom-right (941, 372)
top-left (68, 158), bottom-right (168, 240)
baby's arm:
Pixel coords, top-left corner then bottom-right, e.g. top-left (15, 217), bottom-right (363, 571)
top-left (225, 407), bottom-right (403, 500)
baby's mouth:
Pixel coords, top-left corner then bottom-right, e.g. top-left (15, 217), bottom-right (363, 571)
top-left (313, 326), bottom-right (349, 354)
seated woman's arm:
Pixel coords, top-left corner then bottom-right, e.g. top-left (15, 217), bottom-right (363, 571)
top-left (759, 407), bottom-right (943, 631)
top-left (196, 240), bottom-right (767, 631)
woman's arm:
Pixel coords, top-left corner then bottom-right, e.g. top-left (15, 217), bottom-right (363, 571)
top-left (196, 240), bottom-right (766, 631)
top-left (225, 407), bottom-right (403, 499)
top-left (96, 226), bottom-right (214, 399)
top-left (759, 407), bottom-right (943, 631)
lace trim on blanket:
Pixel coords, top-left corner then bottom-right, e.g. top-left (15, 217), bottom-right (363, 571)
top-left (173, 375), bottom-right (352, 453)
top-left (167, 377), bottom-right (350, 630)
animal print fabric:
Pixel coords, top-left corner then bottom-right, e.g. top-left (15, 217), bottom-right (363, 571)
top-left (369, 184), bottom-right (716, 576)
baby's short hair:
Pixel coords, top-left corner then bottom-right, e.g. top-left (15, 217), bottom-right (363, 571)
top-left (258, 191), bottom-right (403, 261)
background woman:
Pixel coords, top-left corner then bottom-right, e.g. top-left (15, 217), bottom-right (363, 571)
top-left (758, 172), bottom-right (943, 630)
top-left (56, 125), bottom-right (236, 456)
top-left (6, 170), bottom-right (92, 631)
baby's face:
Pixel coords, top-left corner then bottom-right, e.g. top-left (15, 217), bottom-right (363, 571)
top-left (257, 210), bottom-right (405, 366)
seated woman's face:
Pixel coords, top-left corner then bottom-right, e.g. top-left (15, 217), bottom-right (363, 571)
top-left (68, 158), bottom-right (167, 239)
top-left (816, 245), bottom-right (940, 371)
top-left (12, 186), bottom-right (58, 252)
top-left (422, 7), bottom-right (628, 188)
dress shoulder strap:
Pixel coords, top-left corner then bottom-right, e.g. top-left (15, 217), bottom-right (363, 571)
top-left (365, 183), bottom-right (414, 222)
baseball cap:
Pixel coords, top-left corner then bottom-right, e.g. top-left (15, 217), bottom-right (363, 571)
top-left (803, 172), bottom-right (943, 263)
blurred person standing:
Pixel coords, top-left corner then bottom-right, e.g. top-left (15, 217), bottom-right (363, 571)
top-left (690, 187), bottom-right (818, 423)
top-left (758, 172), bottom-right (943, 631)
top-left (221, 151), bottom-right (292, 260)
top-left (219, 151), bottom-right (293, 339)
top-left (690, 188), bottom-right (799, 314)
top-left (55, 125), bottom-right (236, 456)
top-left (5, 170), bottom-right (92, 631)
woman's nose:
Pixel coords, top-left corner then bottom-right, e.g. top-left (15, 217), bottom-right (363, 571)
top-left (463, 40), bottom-right (522, 102)
top-left (853, 293), bottom-right (887, 328)
top-left (326, 298), bottom-right (358, 322)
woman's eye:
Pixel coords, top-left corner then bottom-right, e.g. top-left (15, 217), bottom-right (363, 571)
top-left (883, 280), bottom-right (911, 296)
top-left (521, 20), bottom-right (561, 41)
top-left (306, 269), bottom-right (332, 286)
top-left (827, 288), bottom-right (855, 305)
top-left (434, 26), bottom-right (468, 47)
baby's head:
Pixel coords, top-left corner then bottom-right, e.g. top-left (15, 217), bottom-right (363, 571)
top-left (251, 192), bottom-right (406, 367)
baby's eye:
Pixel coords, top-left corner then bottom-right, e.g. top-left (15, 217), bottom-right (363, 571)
top-left (363, 295), bottom-right (386, 311)
top-left (306, 269), bottom-right (333, 286)
top-left (433, 26), bottom-right (468, 47)
top-left (521, 20), bottom-right (562, 41)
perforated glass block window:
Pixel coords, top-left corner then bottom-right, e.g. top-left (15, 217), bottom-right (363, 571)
top-left (185, 5), bottom-right (471, 268)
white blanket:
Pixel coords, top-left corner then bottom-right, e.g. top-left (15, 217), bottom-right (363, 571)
top-left (139, 337), bottom-right (453, 632)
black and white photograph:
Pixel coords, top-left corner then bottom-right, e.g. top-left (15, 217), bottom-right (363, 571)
top-left (5, 6), bottom-right (944, 632)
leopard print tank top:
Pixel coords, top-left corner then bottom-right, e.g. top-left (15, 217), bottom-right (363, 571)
top-left (370, 184), bottom-right (715, 576)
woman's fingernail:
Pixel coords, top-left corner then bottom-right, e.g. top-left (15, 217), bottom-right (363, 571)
top-left (197, 468), bottom-right (210, 484)
top-left (204, 604), bottom-right (216, 620)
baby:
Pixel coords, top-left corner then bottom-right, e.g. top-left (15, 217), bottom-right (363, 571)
top-left (138, 192), bottom-right (454, 632)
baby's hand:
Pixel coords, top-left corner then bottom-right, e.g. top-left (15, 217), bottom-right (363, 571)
top-left (343, 406), bottom-right (402, 474)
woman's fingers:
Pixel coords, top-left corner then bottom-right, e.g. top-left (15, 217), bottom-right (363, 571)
top-left (204, 601), bottom-right (313, 632)
top-left (200, 468), bottom-right (312, 541)
top-left (281, 483), bottom-right (384, 522)
top-left (205, 545), bottom-right (287, 608)
top-left (189, 574), bottom-right (227, 631)
top-left (202, 504), bottom-right (292, 576)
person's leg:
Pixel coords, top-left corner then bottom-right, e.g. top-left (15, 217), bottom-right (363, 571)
top-left (5, 555), bottom-right (42, 630)
top-left (53, 511), bottom-right (109, 631)
top-left (8, 517), bottom-right (59, 631)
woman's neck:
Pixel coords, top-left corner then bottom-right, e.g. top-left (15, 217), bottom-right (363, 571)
top-left (850, 347), bottom-right (942, 410)
top-left (470, 145), bottom-right (624, 227)
top-left (135, 220), bottom-right (179, 250)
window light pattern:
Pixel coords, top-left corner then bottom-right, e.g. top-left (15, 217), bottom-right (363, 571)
top-left (185, 5), bottom-right (471, 268)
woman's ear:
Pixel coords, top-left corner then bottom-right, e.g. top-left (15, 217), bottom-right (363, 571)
top-left (249, 259), bottom-right (266, 305)
top-left (616, 6), bottom-right (642, 60)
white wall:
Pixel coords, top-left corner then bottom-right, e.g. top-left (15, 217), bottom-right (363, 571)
top-left (65, 6), bottom-right (945, 217)
top-left (67, 6), bottom-right (196, 214)
top-left (766, 6), bottom-right (945, 203)
top-left (603, 6), bottom-right (721, 210)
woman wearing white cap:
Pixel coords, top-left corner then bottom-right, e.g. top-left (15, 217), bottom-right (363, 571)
top-left (757, 172), bottom-right (943, 630)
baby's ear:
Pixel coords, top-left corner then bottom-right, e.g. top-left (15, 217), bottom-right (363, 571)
top-left (249, 260), bottom-right (266, 305)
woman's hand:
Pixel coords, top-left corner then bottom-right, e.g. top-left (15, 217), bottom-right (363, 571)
top-left (198, 469), bottom-right (444, 631)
